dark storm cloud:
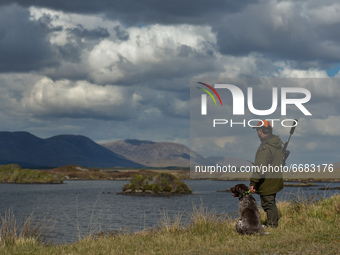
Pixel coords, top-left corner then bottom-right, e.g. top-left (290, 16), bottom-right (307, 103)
top-left (68, 26), bottom-right (110, 39)
top-left (55, 43), bottom-right (82, 62)
top-left (113, 26), bottom-right (129, 41)
top-left (113, 51), bottom-right (222, 86)
top-left (0, 0), bottom-right (256, 25)
top-left (2, 0), bottom-right (340, 66)
top-left (0, 4), bottom-right (54, 72)
top-left (54, 27), bottom-right (110, 62)
top-left (214, 1), bottom-right (340, 63)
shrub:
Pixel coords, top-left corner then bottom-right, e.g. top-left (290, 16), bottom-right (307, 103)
top-left (0, 164), bottom-right (63, 184)
top-left (123, 173), bottom-right (191, 194)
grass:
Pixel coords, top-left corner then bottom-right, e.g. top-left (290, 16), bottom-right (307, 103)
top-left (0, 194), bottom-right (339, 254)
top-left (0, 164), bottom-right (63, 184)
top-left (0, 209), bottom-right (56, 247)
top-left (48, 165), bottom-right (190, 181)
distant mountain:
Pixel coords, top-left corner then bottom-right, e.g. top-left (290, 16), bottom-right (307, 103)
top-left (101, 139), bottom-right (211, 167)
top-left (0, 131), bottom-right (142, 168)
top-left (206, 156), bottom-right (253, 168)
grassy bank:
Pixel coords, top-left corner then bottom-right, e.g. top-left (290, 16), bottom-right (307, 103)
top-left (47, 165), bottom-right (190, 180)
top-left (0, 194), bottom-right (339, 254)
top-left (0, 164), bottom-right (63, 184)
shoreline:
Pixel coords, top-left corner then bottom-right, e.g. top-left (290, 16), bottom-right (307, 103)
top-left (1, 178), bottom-right (339, 184)
top-left (1, 194), bottom-right (339, 254)
top-left (116, 192), bottom-right (196, 196)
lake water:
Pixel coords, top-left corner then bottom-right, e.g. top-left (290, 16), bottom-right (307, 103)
top-left (0, 180), bottom-right (338, 244)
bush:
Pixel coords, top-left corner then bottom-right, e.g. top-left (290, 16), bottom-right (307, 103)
top-left (0, 164), bottom-right (63, 184)
top-left (123, 173), bottom-right (191, 194)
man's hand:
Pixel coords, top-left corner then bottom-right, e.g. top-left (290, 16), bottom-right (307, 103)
top-left (250, 186), bottom-right (256, 193)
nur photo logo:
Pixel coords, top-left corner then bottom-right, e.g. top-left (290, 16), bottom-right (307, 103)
top-left (197, 82), bottom-right (312, 117)
top-left (196, 82), bottom-right (223, 115)
top-left (194, 81), bottom-right (312, 128)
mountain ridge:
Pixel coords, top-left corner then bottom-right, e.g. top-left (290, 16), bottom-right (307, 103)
top-left (0, 131), bottom-right (142, 168)
top-left (102, 139), bottom-right (211, 167)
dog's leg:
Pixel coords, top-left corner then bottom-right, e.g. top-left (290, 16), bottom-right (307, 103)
top-left (259, 226), bottom-right (270, 235)
top-left (235, 219), bottom-right (244, 234)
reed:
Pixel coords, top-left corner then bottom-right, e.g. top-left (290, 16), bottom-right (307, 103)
top-left (0, 209), bottom-right (55, 246)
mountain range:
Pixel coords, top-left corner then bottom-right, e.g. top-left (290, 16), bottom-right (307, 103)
top-left (101, 139), bottom-right (210, 167)
top-left (0, 131), bottom-right (295, 169)
top-left (0, 131), bottom-right (142, 168)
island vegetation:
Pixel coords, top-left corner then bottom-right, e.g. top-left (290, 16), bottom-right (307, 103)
top-left (121, 172), bottom-right (192, 195)
top-left (48, 165), bottom-right (190, 180)
top-left (0, 164), bottom-right (63, 184)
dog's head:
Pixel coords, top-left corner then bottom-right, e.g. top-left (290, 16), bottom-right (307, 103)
top-left (230, 184), bottom-right (249, 198)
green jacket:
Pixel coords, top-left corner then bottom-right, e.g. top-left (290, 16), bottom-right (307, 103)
top-left (250, 134), bottom-right (284, 195)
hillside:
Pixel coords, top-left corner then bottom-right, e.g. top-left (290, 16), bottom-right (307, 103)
top-left (0, 131), bottom-right (142, 168)
top-left (101, 139), bottom-right (211, 167)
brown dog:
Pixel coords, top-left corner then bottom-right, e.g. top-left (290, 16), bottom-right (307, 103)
top-left (230, 184), bottom-right (265, 235)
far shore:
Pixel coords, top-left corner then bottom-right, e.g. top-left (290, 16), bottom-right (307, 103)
top-left (46, 165), bottom-right (340, 183)
top-left (1, 164), bottom-right (339, 184)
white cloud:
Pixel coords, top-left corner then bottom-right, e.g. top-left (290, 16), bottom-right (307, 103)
top-left (307, 3), bottom-right (340, 25)
top-left (86, 24), bottom-right (217, 84)
top-left (21, 77), bottom-right (140, 119)
top-left (217, 54), bottom-right (262, 78)
top-left (276, 68), bottom-right (328, 78)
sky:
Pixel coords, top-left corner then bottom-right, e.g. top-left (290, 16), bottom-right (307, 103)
top-left (0, 0), bottom-right (339, 165)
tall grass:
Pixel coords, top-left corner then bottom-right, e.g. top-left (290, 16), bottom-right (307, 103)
top-left (0, 209), bottom-right (55, 246)
top-left (0, 193), bottom-right (339, 254)
top-left (158, 209), bottom-right (184, 233)
top-left (188, 202), bottom-right (232, 234)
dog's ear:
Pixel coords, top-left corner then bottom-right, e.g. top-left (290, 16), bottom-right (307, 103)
top-left (230, 187), bottom-right (238, 197)
top-left (236, 184), bottom-right (249, 194)
top-left (241, 184), bottom-right (249, 191)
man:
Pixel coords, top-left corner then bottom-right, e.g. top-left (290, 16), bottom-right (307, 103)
top-left (249, 120), bottom-right (283, 228)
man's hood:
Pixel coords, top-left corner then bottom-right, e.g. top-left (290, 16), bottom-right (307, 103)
top-left (261, 134), bottom-right (282, 149)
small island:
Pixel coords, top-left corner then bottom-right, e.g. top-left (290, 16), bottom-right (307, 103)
top-left (0, 164), bottom-right (63, 184)
top-left (121, 172), bottom-right (192, 195)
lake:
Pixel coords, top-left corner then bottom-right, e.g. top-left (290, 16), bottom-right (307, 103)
top-left (0, 180), bottom-right (338, 244)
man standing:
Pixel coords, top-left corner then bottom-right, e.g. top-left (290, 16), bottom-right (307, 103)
top-left (249, 120), bottom-right (283, 228)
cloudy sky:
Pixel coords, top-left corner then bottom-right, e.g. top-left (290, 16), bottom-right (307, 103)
top-left (0, 0), bottom-right (339, 165)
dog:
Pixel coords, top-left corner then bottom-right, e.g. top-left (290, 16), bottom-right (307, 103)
top-left (230, 184), bottom-right (265, 235)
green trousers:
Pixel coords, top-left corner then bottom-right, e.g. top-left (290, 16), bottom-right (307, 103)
top-left (260, 194), bottom-right (279, 227)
